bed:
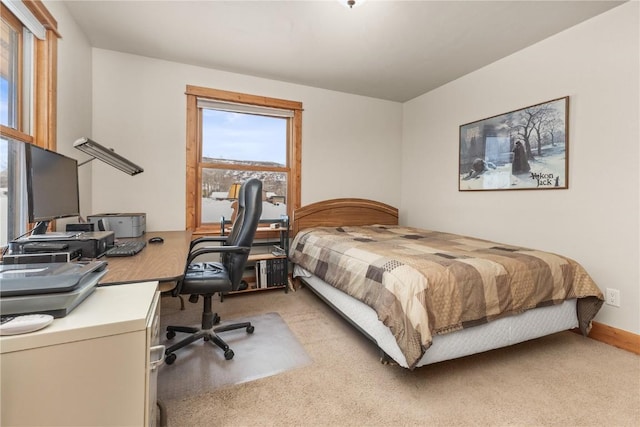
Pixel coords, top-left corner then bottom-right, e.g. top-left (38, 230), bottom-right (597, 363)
top-left (289, 198), bottom-right (604, 369)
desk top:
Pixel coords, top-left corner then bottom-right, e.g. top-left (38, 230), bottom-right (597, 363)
top-left (100, 230), bottom-right (192, 285)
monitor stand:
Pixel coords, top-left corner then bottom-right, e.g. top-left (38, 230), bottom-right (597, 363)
top-left (29, 221), bottom-right (80, 239)
top-left (31, 221), bottom-right (50, 236)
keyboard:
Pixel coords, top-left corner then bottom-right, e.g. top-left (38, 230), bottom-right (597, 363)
top-left (104, 241), bottom-right (147, 257)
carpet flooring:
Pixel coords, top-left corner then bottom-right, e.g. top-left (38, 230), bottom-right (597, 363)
top-left (158, 287), bottom-right (640, 426)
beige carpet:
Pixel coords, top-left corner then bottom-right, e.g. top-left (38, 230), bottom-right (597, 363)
top-left (159, 288), bottom-right (640, 426)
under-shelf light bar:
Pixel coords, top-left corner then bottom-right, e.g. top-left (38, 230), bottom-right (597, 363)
top-left (73, 137), bottom-right (144, 176)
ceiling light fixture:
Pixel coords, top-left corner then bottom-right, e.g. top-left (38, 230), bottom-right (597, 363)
top-left (339, 0), bottom-right (365, 9)
top-left (74, 137), bottom-right (144, 176)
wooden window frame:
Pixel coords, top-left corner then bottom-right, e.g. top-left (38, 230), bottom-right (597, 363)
top-left (0, 0), bottom-right (59, 241)
top-left (185, 85), bottom-right (302, 236)
top-left (0, 0), bottom-right (58, 150)
top-left (1, 3), bottom-right (24, 132)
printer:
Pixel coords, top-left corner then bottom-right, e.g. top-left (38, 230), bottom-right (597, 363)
top-left (87, 213), bottom-right (146, 238)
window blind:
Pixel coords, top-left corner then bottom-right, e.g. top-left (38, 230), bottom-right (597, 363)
top-left (196, 99), bottom-right (294, 118)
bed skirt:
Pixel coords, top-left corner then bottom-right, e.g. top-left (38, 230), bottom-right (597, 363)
top-left (295, 266), bottom-right (578, 369)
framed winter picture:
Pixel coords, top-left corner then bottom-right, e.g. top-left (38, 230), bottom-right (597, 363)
top-left (459, 97), bottom-right (569, 191)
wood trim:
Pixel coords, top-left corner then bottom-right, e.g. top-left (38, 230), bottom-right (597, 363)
top-left (185, 94), bottom-right (199, 230)
top-left (291, 109), bottom-right (302, 211)
top-left (291, 198), bottom-right (399, 236)
top-left (186, 85), bottom-right (302, 111)
top-left (34, 29), bottom-right (57, 150)
top-left (0, 125), bottom-right (33, 144)
top-left (24, 0), bottom-right (60, 37)
top-left (586, 321), bottom-right (640, 355)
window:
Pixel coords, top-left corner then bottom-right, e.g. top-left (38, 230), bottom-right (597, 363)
top-left (186, 85), bottom-right (302, 235)
top-left (1, 3), bottom-right (22, 130)
top-left (0, 0), bottom-right (59, 247)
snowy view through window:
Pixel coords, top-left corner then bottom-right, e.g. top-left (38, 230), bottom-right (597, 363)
top-left (200, 109), bottom-right (288, 223)
top-left (201, 167), bottom-right (287, 222)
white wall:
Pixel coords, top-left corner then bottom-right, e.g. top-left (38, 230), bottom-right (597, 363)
top-left (401, 2), bottom-right (639, 334)
top-left (44, 1), bottom-right (93, 223)
top-left (90, 49), bottom-right (403, 231)
top-left (50, 0), bottom-right (637, 335)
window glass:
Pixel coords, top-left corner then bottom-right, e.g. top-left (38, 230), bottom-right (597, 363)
top-left (202, 110), bottom-right (286, 167)
top-left (0, 137), bottom-right (27, 246)
top-left (201, 168), bottom-right (287, 223)
top-left (200, 109), bottom-right (288, 223)
top-left (1, 7), bottom-right (20, 128)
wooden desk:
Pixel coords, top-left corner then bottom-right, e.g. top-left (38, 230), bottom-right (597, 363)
top-left (100, 230), bottom-right (192, 285)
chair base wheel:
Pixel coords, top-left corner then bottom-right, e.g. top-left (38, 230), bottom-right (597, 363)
top-left (164, 320), bottom-right (254, 364)
top-left (165, 353), bottom-right (177, 365)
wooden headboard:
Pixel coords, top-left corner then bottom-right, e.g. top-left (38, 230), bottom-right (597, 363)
top-left (291, 198), bottom-right (399, 236)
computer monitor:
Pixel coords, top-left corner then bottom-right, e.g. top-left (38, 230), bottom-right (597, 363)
top-left (25, 144), bottom-right (80, 235)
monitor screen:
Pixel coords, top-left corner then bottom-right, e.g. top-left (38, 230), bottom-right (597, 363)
top-left (26, 144), bottom-right (80, 232)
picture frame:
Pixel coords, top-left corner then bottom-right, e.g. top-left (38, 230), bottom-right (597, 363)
top-left (459, 96), bottom-right (569, 191)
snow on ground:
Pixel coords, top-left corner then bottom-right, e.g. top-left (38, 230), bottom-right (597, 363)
top-left (459, 143), bottom-right (566, 190)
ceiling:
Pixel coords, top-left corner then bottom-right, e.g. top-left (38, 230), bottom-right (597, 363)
top-left (63, 0), bottom-right (625, 102)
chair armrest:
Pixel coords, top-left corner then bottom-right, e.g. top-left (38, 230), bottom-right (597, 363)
top-left (187, 245), bottom-right (251, 265)
top-left (189, 236), bottom-right (228, 251)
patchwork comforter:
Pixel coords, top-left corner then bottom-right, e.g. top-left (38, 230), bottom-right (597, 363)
top-left (289, 225), bottom-right (604, 369)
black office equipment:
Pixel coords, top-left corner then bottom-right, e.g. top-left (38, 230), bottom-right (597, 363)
top-left (0, 261), bottom-right (107, 317)
top-left (66, 223), bottom-right (95, 233)
top-left (2, 251), bottom-right (80, 265)
top-left (25, 144), bottom-right (80, 235)
top-left (10, 231), bottom-right (115, 259)
top-left (164, 178), bottom-right (262, 364)
top-left (104, 240), bottom-right (147, 257)
top-left (22, 242), bottom-right (69, 253)
top-left (148, 236), bottom-right (164, 244)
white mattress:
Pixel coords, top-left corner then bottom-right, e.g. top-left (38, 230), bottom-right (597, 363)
top-left (295, 266), bottom-right (578, 369)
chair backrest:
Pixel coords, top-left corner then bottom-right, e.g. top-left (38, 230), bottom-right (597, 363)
top-left (225, 181), bottom-right (248, 247)
top-left (223, 178), bottom-right (262, 288)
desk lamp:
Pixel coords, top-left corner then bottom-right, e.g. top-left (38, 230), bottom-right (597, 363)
top-left (74, 137), bottom-right (144, 176)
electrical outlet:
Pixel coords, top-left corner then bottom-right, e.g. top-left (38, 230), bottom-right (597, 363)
top-left (605, 288), bottom-right (620, 307)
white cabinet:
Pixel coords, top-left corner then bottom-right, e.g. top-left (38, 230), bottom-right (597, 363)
top-left (0, 281), bottom-right (160, 426)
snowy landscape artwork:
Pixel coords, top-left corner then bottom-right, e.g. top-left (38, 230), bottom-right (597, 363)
top-left (459, 97), bottom-right (568, 191)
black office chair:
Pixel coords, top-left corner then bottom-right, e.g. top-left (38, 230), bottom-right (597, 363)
top-left (164, 178), bottom-right (263, 365)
